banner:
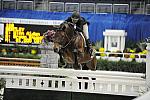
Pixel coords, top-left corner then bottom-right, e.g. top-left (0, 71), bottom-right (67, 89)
top-left (4, 23), bottom-right (57, 44)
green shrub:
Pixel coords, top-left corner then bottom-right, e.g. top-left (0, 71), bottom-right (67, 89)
top-left (0, 44), bottom-right (40, 59)
top-left (0, 52), bottom-right (41, 59)
top-left (96, 59), bottom-right (146, 73)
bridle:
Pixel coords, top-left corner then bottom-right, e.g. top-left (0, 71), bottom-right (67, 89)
top-left (56, 22), bottom-right (77, 50)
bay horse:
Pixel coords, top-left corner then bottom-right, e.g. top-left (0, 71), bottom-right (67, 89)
top-left (44, 22), bottom-right (97, 70)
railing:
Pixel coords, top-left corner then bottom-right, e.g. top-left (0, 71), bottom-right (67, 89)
top-left (0, 66), bottom-right (146, 96)
top-left (96, 52), bottom-right (146, 62)
top-left (1, 1), bottom-right (149, 15)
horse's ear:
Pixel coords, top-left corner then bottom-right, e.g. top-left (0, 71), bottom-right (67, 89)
top-left (60, 23), bottom-right (66, 31)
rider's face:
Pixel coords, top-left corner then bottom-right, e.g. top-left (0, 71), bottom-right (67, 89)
top-left (71, 17), bottom-right (79, 24)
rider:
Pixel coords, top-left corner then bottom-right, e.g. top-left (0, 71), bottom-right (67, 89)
top-left (58, 11), bottom-right (93, 66)
top-left (65, 11), bottom-right (92, 52)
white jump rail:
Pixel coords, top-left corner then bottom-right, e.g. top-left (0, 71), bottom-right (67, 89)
top-left (0, 66), bottom-right (146, 97)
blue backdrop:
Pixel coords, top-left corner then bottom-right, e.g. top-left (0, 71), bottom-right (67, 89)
top-left (0, 9), bottom-right (150, 43)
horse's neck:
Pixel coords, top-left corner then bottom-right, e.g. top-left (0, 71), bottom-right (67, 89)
top-left (75, 33), bottom-right (85, 52)
top-left (65, 23), bottom-right (76, 37)
top-left (66, 30), bottom-right (74, 38)
top-left (65, 24), bottom-right (85, 53)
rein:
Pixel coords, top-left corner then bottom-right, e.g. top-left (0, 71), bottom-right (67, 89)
top-left (61, 35), bottom-right (75, 49)
top-left (60, 22), bottom-right (77, 49)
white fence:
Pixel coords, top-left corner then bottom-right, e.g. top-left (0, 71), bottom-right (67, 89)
top-left (0, 66), bottom-right (146, 97)
top-left (96, 52), bottom-right (146, 62)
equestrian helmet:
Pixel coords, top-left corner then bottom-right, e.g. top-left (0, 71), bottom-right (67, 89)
top-left (71, 11), bottom-right (80, 19)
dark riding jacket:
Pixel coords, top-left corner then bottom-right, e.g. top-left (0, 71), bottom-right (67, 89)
top-left (65, 17), bottom-right (89, 32)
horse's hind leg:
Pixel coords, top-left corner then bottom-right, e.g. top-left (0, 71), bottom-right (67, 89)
top-left (90, 56), bottom-right (97, 70)
top-left (82, 64), bottom-right (89, 70)
top-left (86, 56), bottom-right (97, 71)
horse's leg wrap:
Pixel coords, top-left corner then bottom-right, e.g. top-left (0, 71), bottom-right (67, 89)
top-left (58, 52), bottom-right (65, 67)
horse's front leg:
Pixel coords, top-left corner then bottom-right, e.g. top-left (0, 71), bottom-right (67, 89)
top-left (58, 51), bottom-right (66, 67)
top-left (73, 49), bottom-right (80, 70)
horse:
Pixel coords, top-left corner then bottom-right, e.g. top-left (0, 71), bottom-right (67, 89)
top-left (44, 22), bottom-right (97, 70)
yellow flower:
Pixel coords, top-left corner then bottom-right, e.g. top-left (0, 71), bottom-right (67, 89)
top-left (100, 53), bottom-right (106, 57)
top-left (99, 48), bottom-right (105, 52)
top-left (31, 49), bottom-right (37, 55)
top-left (142, 50), bottom-right (147, 54)
top-left (130, 54), bottom-right (135, 59)
top-left (138, 52), bottom-right (143, 54)
top-left (129, 49), bottom-right (135, 53)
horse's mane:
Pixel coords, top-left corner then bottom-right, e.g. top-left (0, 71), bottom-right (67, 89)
top-left (59, 22), bottom-right (75, 35)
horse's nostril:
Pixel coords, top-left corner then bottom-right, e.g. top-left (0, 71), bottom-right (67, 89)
top-left (54, 48), bottom-right (58, 53)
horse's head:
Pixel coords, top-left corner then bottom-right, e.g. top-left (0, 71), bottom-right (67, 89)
top-left (52, 29), bottom-right (64, 53)
top-left (52, 22), bottom-right (75, 53)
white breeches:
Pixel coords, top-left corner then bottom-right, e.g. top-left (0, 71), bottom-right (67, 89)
top-left (83, 24), bottom-right (89, 39)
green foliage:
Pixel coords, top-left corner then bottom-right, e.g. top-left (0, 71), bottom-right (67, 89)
top-left (125, 40), bottom-right (137, 49)
top-left (94, 40), bottom-right (104, 50)
top-left (0, 44), bottom-right (41, 59)
top-left (97, 59), bottom-right (146, 73)
top-left (0, 52), bottom-right (41, 59)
